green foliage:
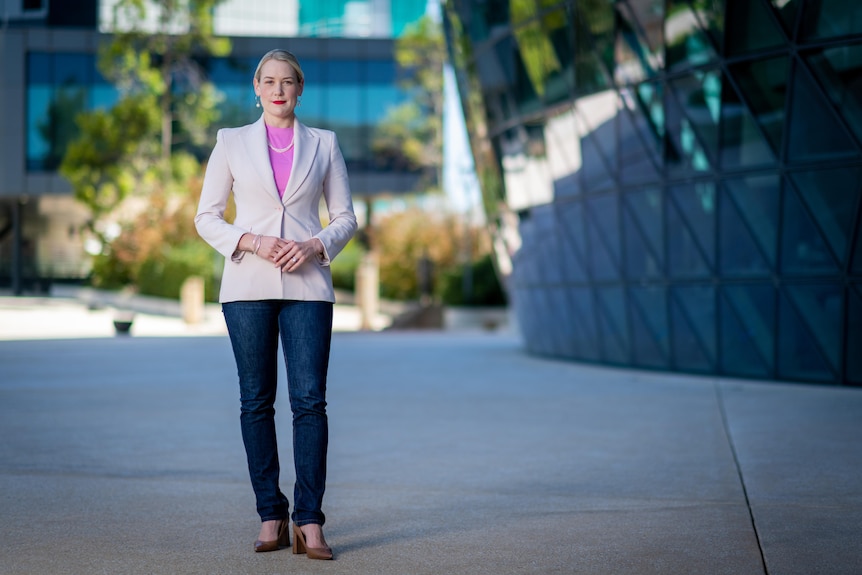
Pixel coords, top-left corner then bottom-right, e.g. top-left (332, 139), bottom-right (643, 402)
top-left (136, 240), bottom-right (218, 301)
top-left (330, 238), bottom-right (361, 292)
top-left (437, 254), bottom-right (507, 307)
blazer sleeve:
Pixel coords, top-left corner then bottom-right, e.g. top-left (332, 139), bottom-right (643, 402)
top-left (194, 129), bottom-right (248, 261)
top-left (315, 132), bottom-right (357, 266)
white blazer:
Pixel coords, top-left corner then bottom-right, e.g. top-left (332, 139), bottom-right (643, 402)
top-left (195, 116), bottom-right (357, 303)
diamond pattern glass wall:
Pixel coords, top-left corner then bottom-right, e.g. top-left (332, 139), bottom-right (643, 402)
top-left (444, 0), bottom-right (862, 385)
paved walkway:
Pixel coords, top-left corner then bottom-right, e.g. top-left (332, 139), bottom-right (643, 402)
top-left (0, 297), bottom-right (860, 574)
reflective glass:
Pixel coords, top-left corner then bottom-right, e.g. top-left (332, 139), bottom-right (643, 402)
top-left (493, 34), bottom-right (542, 115)
top-left (784, 283), bottom-right (843, 374)
top-left (614, 0), bottom-right (664, 84)
top-left (690, 0), bottom-right (725, 54)
top-left (541, 7), bottom-right (576, 103)
top-left (786, 63), bottom-right (858, 162)
top-left (623, 187), bottom-right (663, 279)
top-left (512, 9), bottom-right (568, 106)
top-left (724, 0), bottom-right (786, 56)
top-left (671, 284), bottom-right (716, 371)
top-left (575, 0), bottom-right (614, 95)
top-left (800, 0), bottom-right (862, 41)
top-left (720, 284), bottom-right (775, 377)
top-left (585, 193), bottom-right (621, 281)
top-left (720, 183), bottom-right (771, 277)
top-left (723, 175), bottom-right (780, 268)
top-left (768, 0), bottom-right (802, 39)
top-left (668, 182), bottom-right (716, 277)
top-left (666, 69), bottom-right (721, 175)
top-left (596, 286), bottom-right (629, 363)
top-left (568, 287), bottom-right (601, 360)
top-left (559, 201), bottom-right (589, 278)
top-left (665, 0), bottom-right (718, 71)
top-left (778, 288), bottom-right (838, 382)
top-left (847, 284), bottom-right (862, 384)
top-left (577, 91), bottom-right (617, 191)
top-left (788, 167), bottom-right (862, 266)
top-left (630, 286), bottom-right (669, 367)
top-left (618, 89), bottom-right (662, 184)
top-left (804, 42), bottom-right (862, 147)
top-left (781, 181), bottom-right (841, 275)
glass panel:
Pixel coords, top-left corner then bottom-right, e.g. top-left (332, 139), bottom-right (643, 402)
top-left (614, 0), bottom-right (664, 84)
top-left (800, 0), bottom-right (862, 41)
top-left (781, 181), bottom-right (841, 275)
top-left (559, 201), bottom-right (589, 280)
top-left (585, 194), bottom-right (621, 281)
top-left (767, 0), bottom-right (802, 39)
top-left (577, 91), bottom-right (617, 192)
top-left (725, 57), bottom-right (789, 161)
top-left (569, 287), bottom-right (601, 360)
top-left (847, 284), bottom-right (862, 384)
top-left (719, 71), bottom-right (776, 168)
top-left (720, 183), bottom-right (771, 277)
top-left (623, 187), bottom-right (663, 279)
top-left (854, 216), bottom-right (862, 274)
top-left (596, 286), bottom-right (629, 363)
top-left (721, 284), bottom-right (775, 377)
top-left (788, 167), bottom-right (862, 265)
top-left (665, 0), bottom-right (717, 71)
top-left (495, 33), bottom-right (542, 116)
top-left (778, 289), bottom-right (838, 382)
top-left (786, 63), bottom-right (858, 162)
top-left (541, 7), bottom-right (575, 104)
top-left (618, 89), bottom-right (662, 183)
top-left (630, 285), bottom-right (669, 367)
top-left (672, 284), bottom-right (717, 368)
top-left (723, 174), bottom-right (780, 267)
top-left (668, 182), bottom-right (716, 277)
top-left (511, 7), bottom-right (568, 106)
top-left (724, 0), bottom-right (787, 56)
top-left (575, 0), bottom-right (614, 95)
top-left (804, 43), bottom-right (862, 148)
top-left (784, 283), bottom-right (843, 373)
top-left (666, 69), bottom-right (721, 175)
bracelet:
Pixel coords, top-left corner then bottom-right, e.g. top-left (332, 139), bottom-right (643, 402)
top-left (252, 234), bottom-right (262, 255)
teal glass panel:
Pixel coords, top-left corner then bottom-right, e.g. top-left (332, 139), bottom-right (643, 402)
top-left (666, 70), bottom-right (721, 175)
top-left (614, 0), bottom-right (664, 84)
top-left (723, 175), bottom-right (780, 267)
top-left (630, 286), bottom-right (670, 367)
top-left (623, 187), bottom-right (663, 279)
top-left (596, 286), bottom-right (629, 363)
top-left (719, 73), bottom-right (776, 168)
top-left (586, 194), bottom-right (621, 281)
top-left (721, 284), bottom-right (775, 377)
top-left (719, 183), bottom-right (772, 277)
top-left (786, 64), bottom-right (858, 162)
top-left (784, 283), bottom-right (843, 374)
top-left (691, 0), bottom-right (725, 55)
top-left (725, 57), bottom-right (789, 160)
top-left (800, 0), bottom-right (862, 41)
top-left (805, 43), bottom-right (862, 146)
top-left (671, 284), bottom-right (717, 370)
top-left (618, 89), bottom-right (662, 184)
top-left (724, 0), bottom-right (787, 56)
top-left (781, 182), bottom-right (841, 275)
top-left (854, 216), bottom-right (862, 274)
top-left (778, 289), bottom-right (837, 382)
top-left (768, 0), bottom-right (802, 39)
top-left (665, 0), bottom-right (717, 71)
top-left (847, 284), bottom-right (862, 384)
top-left (788, 167), bottom-right (862, 266)
top-left (578, 95), bottom-right (617, 192)
top-left (569, 287), bottom-right (601, 360)
top-left (668, 182), bottom-right (716, 277)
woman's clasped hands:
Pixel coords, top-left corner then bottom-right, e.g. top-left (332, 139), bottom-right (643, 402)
top-left (255, 235), bottom-right (322, 272)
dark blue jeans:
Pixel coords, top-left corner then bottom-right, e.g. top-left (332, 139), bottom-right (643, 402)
top-left (222, 300), bottom-right (332, 526)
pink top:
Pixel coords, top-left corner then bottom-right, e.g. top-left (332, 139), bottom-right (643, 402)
top-left (266, 124), bottom-right (295, 198)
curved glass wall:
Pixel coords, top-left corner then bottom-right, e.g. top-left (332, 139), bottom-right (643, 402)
top-left (444, 0), bottom-right (862, 385)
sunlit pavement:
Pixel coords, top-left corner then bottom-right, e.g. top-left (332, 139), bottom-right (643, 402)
top-left (1, 299), bottom-right (861, 574)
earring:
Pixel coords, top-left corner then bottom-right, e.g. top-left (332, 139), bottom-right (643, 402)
top-left (297, 96), bottom-right (302, 107)
top-left (255, 95), bottom-right (261, 108)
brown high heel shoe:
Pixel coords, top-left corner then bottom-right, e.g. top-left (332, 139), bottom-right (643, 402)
top-left (254, 519), bottom-right (290, 552)
top-left (292, 523), bottom-right (333, 560)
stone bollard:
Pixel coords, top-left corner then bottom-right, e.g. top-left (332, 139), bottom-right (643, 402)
top-left (355, 251), bottom-right (379, 331)
top-left (181, 276), bottom-right (205, 325)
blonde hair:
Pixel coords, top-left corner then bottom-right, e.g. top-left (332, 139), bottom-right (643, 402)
top-left (254, 49), bottom-right (304, 85)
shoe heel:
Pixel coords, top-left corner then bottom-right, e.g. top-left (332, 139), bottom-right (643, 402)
top-left (292, 524), bottom-right (306, 555)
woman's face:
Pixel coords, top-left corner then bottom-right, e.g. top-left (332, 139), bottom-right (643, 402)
top-left (254, 59), bottom-right (303, 127)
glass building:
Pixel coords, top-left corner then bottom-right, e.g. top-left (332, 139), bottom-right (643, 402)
top-left (0, 0), bottom-right (427, 291)
top-left (443, 0), bottom-right (862, 385)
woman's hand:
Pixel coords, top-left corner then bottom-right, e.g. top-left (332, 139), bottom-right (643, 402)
top-left (272, 238), bottom-right (324, 272)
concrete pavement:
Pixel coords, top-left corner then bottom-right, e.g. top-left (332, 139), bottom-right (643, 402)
top-left (0, 298), bottom-right (861, 574)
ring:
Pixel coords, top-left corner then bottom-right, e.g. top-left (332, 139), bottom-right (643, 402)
top-left (292, 257), bottom-right (297, 263)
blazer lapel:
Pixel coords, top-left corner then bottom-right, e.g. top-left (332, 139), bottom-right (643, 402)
top-left (282, 120), bottom-right (320, 203)
top-left (242, 116), bottom-right (281, 201)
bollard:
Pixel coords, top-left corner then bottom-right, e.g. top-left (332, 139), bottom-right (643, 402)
top-left (181, 276), bottom-right (205, 325)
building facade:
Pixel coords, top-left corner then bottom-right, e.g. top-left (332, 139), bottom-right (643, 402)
top-left (444, 0), bottom-right (862, 385)
top-left (0, 0), bottom-right (427, 292)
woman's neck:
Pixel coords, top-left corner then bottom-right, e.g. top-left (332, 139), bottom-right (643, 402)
top-left (264, 113), bottom-right (294, 129)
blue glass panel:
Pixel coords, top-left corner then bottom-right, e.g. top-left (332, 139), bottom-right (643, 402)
top-left (788, 168), bottom-right (862, 266)
top-left (784, 282), bottom-right (843, 373)
top-left (579, 95), bottom-right (617, 192)
top-left (671, 284), bottom-right (716, 371)
top-left (27, 52), bottom-right (52, 84)
top-left (630, 286), bottom-right (669, 367)
top-left (725, 57), bottom-right (788, 160)
top-left (665, 0), bottom-right (718, 71)
top-left (618, 89), bottom-right (662, 184)
top-left (623, 187), bottom-right (663, 279)
top-left (786, 64), bottom-right (858, 162)
top-left (569, 287), bottom-right (601, 360)
top-left (778, 290), bottom-right (836, 382)
top-left (847, 284), bottom-right (862, 384)
top-left (800, 0), bottom-right (862, 41)
top-left (556, 205), bottom-right (589, 283)
top-left (723, 175), bottom-right (780, 267)
top-left (781, 182), bottom-right (841, 275)
top-left (720, 183), bottom-right (771, 277)
top-left (724, 0), bottom-right (787, 56)
top-left (721, 284), bottom-right (775, 377)
top-left (596, 286), bottom-right (629, 363)
top-left (768, 0), bottom-right (802, 39)
top-left (666, 70), bottom-right (720, 175)
top-left (585, 194), bottom-right (621, 281)
top-left (668, 182), bottom-right (715, 277)
top-left (614, 0), bottom-right (664, 85)
top-left (559, 201), bottom-right (588, 272)
top-left (574, 0), bottom-right (614, 95)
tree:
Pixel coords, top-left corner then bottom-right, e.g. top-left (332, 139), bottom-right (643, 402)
top-left (60, 0), bottom-right (230, 294)
top-left (372, 15), bottom-right (446, 191)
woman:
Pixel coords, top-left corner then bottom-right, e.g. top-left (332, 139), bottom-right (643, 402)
top-left (195, 49), bottom-right (356, 560)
